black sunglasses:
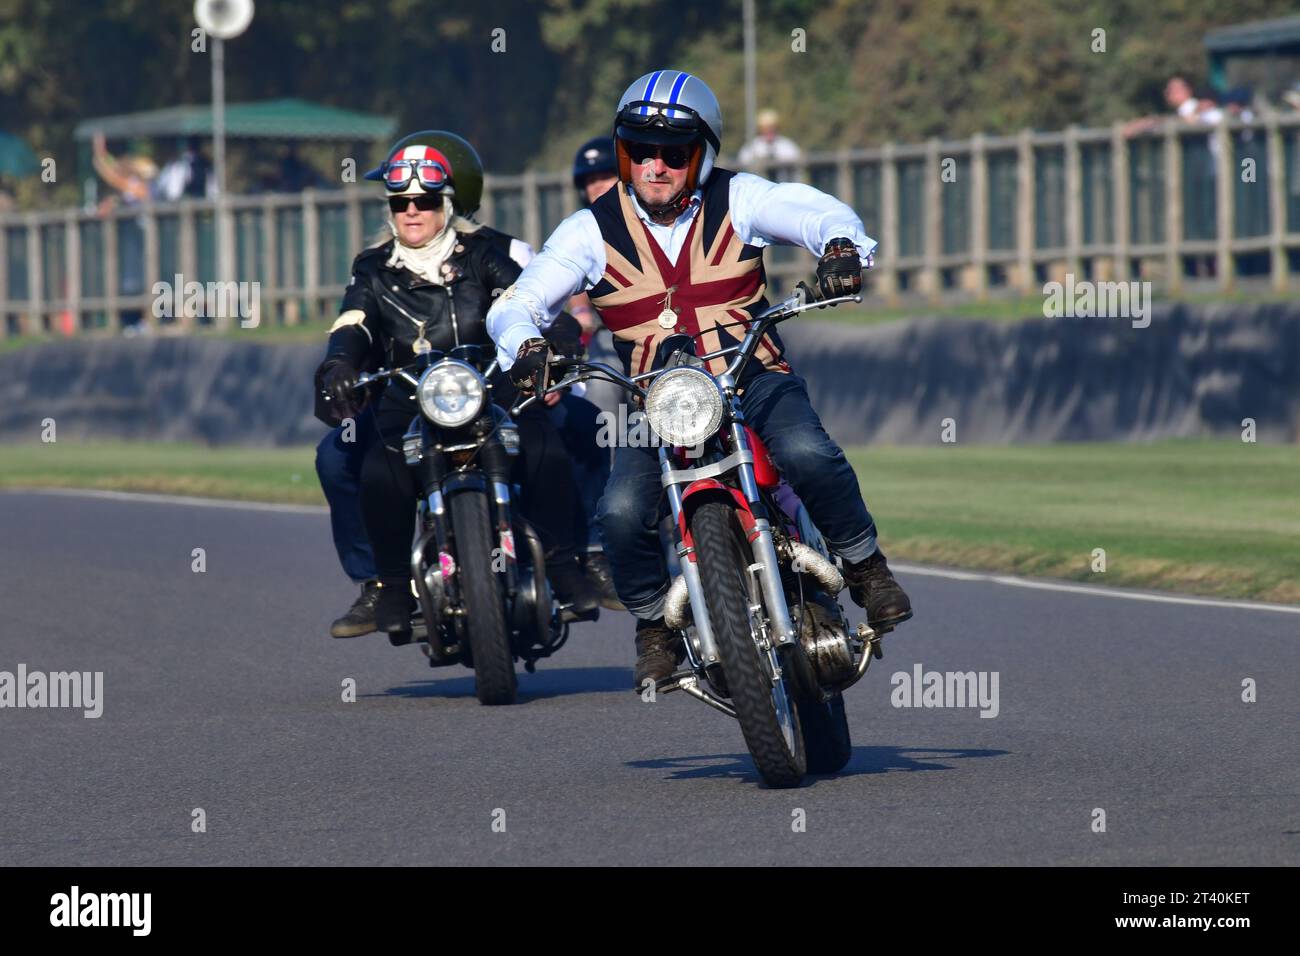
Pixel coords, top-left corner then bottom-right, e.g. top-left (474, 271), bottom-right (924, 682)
top-left (388, 194), bottom-right (442, 213)
top-left (625, 142), bottom-right (693, 169)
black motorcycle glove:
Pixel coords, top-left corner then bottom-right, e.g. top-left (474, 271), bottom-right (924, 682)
top-left (319, 359), bottom-right (362, 421)
top-left (815, 237), bottom-right (862, 301)
top-left (509, 337), bottom-right (554, 395)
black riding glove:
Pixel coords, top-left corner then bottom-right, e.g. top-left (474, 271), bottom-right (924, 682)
top-left (319, 359), bottom-right (362, 422)
top-left (815, 237), bottom-right (862, 300)
top-left (509, 337), bottom-right (554, 395)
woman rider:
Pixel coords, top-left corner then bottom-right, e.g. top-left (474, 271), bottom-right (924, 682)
top-left (313, 130), bottom-right (600, 632)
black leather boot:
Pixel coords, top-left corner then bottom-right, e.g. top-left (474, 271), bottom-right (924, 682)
top-left (842, 548), bottom-right (913, 628)
top-left (547, 555), bottom-right (601, 621)
top-left (373, 578), bottom-right (417, 634)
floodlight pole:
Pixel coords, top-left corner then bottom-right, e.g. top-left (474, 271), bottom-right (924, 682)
top-left (212, 35), bottom-right (236, 300)
top-left (743, 0), bottom-right (757, 146)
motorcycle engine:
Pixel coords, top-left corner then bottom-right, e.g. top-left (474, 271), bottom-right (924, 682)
top-left (798, 600), bottom-right (857, 688)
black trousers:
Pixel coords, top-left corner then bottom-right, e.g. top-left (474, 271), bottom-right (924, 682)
top-left (360, 396), bottom-right (581, 582)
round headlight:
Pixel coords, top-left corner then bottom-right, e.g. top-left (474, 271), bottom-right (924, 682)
top-left (417, 360), bottom-right (486, 428)
top-left (644, 367), bottom-right (724, 448)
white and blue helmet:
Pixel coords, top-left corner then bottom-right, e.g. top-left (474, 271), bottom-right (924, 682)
top-left (614, 70), bottom-right (722, 192)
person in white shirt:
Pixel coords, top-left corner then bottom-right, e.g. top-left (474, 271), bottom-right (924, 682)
top-left (486, 70), bottom-right (912, 686)
top-left (737, 108), bottom-right (803, 166)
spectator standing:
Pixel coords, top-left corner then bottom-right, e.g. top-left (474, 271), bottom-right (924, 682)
top-left (737, 108), bottom-right (803, 166)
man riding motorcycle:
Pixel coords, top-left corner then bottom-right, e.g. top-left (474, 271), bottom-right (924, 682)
top-left (486, 70), bottom-right (914, 687)
top-left (314, 130), bottom-right (600, 634)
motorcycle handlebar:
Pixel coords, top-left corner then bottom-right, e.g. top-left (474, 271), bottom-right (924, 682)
top-left (511, 284), bottom-right (863, 414)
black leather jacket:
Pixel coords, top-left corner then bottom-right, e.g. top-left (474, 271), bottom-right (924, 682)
top-left (313, 226), bottom-right (579, 426)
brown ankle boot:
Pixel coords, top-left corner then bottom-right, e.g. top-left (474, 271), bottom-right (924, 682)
top-left (632, 618), bottom-right (684, 689)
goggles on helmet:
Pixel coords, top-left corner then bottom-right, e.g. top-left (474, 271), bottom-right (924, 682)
top-left (615, 100), bottom-right (721, 153)
top-left (383, 159), bottom-right (450, 193)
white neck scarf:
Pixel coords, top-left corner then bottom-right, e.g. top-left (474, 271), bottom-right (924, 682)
top-left (386, 195), bottom-right (459, 285)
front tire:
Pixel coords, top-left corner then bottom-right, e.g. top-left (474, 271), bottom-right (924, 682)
top-left (691, 500), bottom-right (805, 788)
top-left (448, 490), bottom-right (517, 706)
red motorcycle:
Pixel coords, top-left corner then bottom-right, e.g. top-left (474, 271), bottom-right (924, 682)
top-left (519, 285), bottom-right (897, 787)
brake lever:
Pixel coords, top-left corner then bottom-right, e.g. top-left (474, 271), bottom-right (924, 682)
top-left (510, 371), bottom-right (581, 416)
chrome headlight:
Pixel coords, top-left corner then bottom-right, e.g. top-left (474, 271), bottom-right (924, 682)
top-left (644, 367), bottom-right (724, 448)
top-left (417, 360), bottom-right (486, 428)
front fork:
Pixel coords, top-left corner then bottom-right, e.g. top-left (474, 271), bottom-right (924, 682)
top-left (662, 449), bottom-right (720, 669)
top-left (725, 421), bottom-right (798, 650)
top-left (661, 422), bottom-right (799, 668)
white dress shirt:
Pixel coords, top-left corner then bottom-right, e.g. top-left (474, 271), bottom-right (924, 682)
top-left (487, 171), bottom-right (877, 369)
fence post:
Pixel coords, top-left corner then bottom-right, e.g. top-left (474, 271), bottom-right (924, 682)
top-left (1111, 122), bottom-right (1130, 282)
top-left (25, 216), bottom-right (43, 336)
top-left (1266, 111), bottom-right (1288, 293)
top-left (1064, 125), bottom-right (1082, 282)
top-left (302, 189), bottom-right (321, 327)
top-left (345, 187), bottom-right (363, 257)
top-left (523, 171), bottom-right (541, 254)
top-left (105, 212), bottom-right (123, 333)
top-left (1214, 121), bottom-right (1235, 292)
top-left (261, 195), bottom-right (279, 326)
top-left (65, 211), bottom-right (82, 334)
top-left (1016, 129), bottom-right (1035, 293)
top-left (923, 137), bottom-right (941, 301)
top-left (178, 204), bottom-right (196, 331)
top-left (1163, 121), bottom-right (1183, 294)
top-left (141, 206), bottom-right (159, 330)
top-left (970, 132), bottom-right (989, 301)
top-left (480, 175), bottom-right (496, 231)
top-left (0, 222), bottom-right (8, 332)
top-left (836, 147), bottom-right (852, 210)
top-left (878, 142), bottom-right (899, 303)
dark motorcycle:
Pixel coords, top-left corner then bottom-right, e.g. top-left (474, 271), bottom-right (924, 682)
top-left (518, 285), bottom-right (895, 785)
top-left (355, 344), bottom-right (584, 706)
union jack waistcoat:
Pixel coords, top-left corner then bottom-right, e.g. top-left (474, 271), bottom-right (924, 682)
top-left (586, 168), bottom-right (791, 380)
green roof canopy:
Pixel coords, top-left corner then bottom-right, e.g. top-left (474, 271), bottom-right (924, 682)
top-left (74, 98), bottom-right (396, 141)
top-left (1204, 16), bottom-right (1300, 54)
top-left (1204, 16), bottom-right (1300, 97)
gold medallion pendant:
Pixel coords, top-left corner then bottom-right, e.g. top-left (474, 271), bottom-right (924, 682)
top-left (657, 284), bottom-right (678, 329)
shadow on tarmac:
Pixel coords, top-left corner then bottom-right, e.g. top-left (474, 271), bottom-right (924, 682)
top-left (627, 746), bottom-right (1010, 786)
top-left (374, 665), bottom-right (634, 702)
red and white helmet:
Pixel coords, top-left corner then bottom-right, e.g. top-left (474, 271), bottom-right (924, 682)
top-left (377, 144), bottom-right (454, 197)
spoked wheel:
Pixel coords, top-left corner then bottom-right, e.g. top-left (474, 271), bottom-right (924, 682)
top-left (690, 500), bottom-right (805, 788)
top-left (448, 490), bottom-right (517, 706)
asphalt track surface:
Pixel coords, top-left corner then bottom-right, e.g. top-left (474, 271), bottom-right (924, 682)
top-left (1, 489), bottom-right (1296, 866)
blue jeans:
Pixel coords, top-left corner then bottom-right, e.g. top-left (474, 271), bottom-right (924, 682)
top-left (315, 406), bottom-right (380, 582)
top-left (595, 371), bottom-right (878, 620)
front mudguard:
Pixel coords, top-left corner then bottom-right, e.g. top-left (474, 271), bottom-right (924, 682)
top-left (676, 478), bottom-right (796, 648)
top-left (676, 479), bottom-right (758, 556)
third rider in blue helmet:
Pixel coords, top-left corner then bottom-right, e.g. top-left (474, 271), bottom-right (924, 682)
top-left (487, 71), bottom-right (913, 686)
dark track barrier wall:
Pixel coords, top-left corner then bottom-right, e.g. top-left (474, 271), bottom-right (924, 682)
top-left (2, 303), bottom-right (1297, 446)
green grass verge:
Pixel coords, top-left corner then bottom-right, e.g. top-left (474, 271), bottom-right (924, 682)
top-left (0, 441), bottom-right (326, 506)
top-left (2, 438), bottom-right (1296, 604)
top-left (845, 439), bottom-right (1300, 605)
